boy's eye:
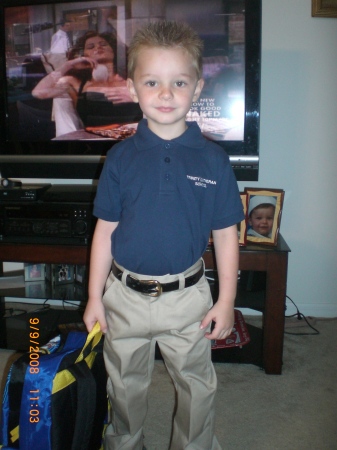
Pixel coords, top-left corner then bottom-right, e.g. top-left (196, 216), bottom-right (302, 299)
top-left (145, 81), bottom-right (157, 87)
top-left (175, 81), bottom-right (186, 87)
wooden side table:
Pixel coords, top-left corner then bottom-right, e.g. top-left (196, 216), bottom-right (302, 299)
top-left (0, 236), bottom-right (290, 374)
top-left (204, 235), bottom-right (290, 374)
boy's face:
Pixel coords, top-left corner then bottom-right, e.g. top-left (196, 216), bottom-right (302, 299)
top-left (249, 206), bottom-right (275, 236)
top-left (127, 46), bottom-right (204, 139)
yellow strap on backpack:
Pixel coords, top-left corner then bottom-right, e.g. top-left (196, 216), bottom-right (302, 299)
top-left (9, 425), bottom-right (19, 443)
top-left (52, 322), bottom-right (102, 394)
top-left (75, 321), bottom-right (102, 364)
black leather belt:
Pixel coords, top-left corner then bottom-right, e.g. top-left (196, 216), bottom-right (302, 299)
top-left (111, 261), bottom-right (204, 297)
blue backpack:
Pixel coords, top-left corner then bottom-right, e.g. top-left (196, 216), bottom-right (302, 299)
top-left (0, 322), bottom-right (107, 450)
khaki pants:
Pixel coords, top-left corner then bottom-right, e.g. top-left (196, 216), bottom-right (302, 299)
top-left (102, 259), bottom-right (222, 450)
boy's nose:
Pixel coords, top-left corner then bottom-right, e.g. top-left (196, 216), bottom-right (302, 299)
top-left (159, 86), bottom-right (173, 100)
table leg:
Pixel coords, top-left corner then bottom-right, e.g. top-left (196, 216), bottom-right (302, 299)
top-left (263, 252), bottom-right (288, 374)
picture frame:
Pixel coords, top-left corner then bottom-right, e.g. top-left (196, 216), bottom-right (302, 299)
top-left (244, 188), bottom-right (285, 246)
top-left (51, 264), bottom-right (74, 285)
top-left (25, 281), bottom-right (47, 298)
top-left (24, 263), bottom-right (46, 282)
top-left (312, 0), bottom-right (337, 17)
top-left (75, 265), bottom-right (86, 285)
top-left (238, 193), bottom-right (248, 246)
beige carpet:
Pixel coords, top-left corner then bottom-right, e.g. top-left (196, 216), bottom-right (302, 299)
top-left (143, 317), bottom-right (337, 450)
top-left (1, 317), bottom-right (336, 450)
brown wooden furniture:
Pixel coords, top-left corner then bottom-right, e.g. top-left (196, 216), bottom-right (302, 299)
top-left (0, 236), bottom-right (290, 374)
top-left (204, 235), bottom-right (290, 374)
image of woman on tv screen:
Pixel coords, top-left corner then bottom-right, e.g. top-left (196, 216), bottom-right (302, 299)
top-left (32, 30), bottom-right (142, 137)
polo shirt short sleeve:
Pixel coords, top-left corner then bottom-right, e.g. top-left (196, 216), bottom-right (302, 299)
top-left (94, 119), bottom-right (244, 275)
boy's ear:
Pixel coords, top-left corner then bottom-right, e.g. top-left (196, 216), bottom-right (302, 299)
top-left (127, 78), bottom-right (139, 103)
top-left (193, 78), bottom-right (204, 102)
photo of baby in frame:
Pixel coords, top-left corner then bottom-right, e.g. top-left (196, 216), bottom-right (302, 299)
top-left (244, 188), bottom-right (284, 245)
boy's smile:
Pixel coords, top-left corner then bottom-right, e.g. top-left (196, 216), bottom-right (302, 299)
top-left (249, 206), bottom-right (275, 236)
top-left (127, 46), bottom-right (204, 140)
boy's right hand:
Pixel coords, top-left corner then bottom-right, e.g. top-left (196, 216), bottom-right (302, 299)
top-left (83, 298), bottom-right (107, 334)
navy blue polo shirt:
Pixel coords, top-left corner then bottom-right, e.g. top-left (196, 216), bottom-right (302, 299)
top-left (93, 119), bottom-right (244, 275)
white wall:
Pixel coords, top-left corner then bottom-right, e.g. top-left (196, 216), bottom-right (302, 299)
top-left (237, 0), bottom-right (337, 317)
top-left (7, 0), bottom-right (337, 317)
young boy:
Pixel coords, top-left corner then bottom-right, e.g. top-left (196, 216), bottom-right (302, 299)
top-left (247, 196), bottom-right (276, 238)
top-left (83, 21), bottom-right (244, 450)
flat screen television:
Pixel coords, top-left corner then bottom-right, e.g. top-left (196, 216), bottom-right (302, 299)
top-left (0, 0), bottom-right (261, 181)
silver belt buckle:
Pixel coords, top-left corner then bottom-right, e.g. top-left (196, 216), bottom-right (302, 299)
top-left (142, 279), bottom-right (162, 297)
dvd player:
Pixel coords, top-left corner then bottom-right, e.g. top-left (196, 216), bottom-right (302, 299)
top-left (0, 184), bottom-right (97, 244)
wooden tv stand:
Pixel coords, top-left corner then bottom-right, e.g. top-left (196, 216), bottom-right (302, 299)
top-left (0, 236), bottom-right (290, 374)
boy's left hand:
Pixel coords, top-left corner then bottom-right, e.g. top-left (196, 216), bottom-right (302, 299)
top-left (200, 301), bottom-right (234, 340)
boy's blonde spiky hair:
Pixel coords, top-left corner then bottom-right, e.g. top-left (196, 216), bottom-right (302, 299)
top-left (127, 21), bottom-right (204, 80)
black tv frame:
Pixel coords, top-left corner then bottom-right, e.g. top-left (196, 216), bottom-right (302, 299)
top-left (0, 0), bottom-right (261, 181)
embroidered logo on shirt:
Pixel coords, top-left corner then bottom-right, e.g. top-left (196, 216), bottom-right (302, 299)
top-left (186, 175), bottom-right (217, 188)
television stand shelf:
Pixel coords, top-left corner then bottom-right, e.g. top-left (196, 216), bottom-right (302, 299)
top-left (0, 236), bottom-right (290, 374)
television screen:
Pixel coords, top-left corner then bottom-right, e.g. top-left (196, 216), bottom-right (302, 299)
top-left (0, 0), bottom-right (261, 180)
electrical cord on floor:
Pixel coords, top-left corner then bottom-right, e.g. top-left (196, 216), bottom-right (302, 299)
top-left (197, 269), bottom-right (319, 336)
top-left (4, 307), bottom-right (27, 318)
top-left (61, 299), bottom-right (85, 310)
top-left (4, 302), bottom-right (51, 318)
top-left (206, 269), bottom-right (320, 336)
top-left (285, 295), bottom-right (320, 335)
top-left (4, 299), bottom-right (82, 318)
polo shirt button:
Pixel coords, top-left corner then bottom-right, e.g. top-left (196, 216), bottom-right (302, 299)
top-left (165, 157), bottom-right (170, 163)
top-left (165, 143), bottom-right (171, 149)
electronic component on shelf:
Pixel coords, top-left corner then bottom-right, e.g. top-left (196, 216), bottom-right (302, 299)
top-left (0, 183), bottom-right (51, 202)
top-left (1, 178), bottom-right (22, 188)
top-left (0, 184), bottom-right (97, 244)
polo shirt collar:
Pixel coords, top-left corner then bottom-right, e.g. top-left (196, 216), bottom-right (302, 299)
top-left (134, 119), bottom-right (206, 150)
